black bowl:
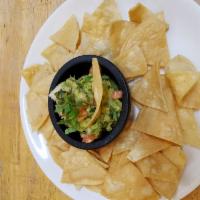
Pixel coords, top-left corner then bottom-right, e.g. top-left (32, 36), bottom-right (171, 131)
top-left (48, 55), bottom-right (130, 150)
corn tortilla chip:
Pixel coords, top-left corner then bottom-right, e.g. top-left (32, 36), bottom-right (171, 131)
top-left (26, 91), bottom-right (48, 131)
top-left (87, 58), bottom-right (103, 127)
top-left (162, 146), bottom-right (186, 172)
top-left (149, 179), bottom-right (178, 199)
top-left (133, 77), bottom-right (183, 145)
top-left (39, 116), bottom-right (54, 141)
top-left (113, 44), bottom-right (147, 80)
top-left (177, 108), bottom-right (200, 148)
top-left (181, 77), bottom-right (200, 109)
top-left (42, 44), bottom-right (74, 71)
top-left (136, 152), bottom-right (179, 183)
top-left (97, 142), bottom-right (114, 163)
top-left (82, 0), bottom-right (121, 39)
top-left (112, 123), bottom-right (140, 155)
top-left (50, 15), bottom-right (79, 52)
top-left (130, 63), bottom-right (167, 111)
top-left (128, 133), bottom-right (171, 163)
top-left (110, 20), bottom-right (136, 57)
top-left (103, 156), bottom-right (159, 200)
top-left (122, 16), bottom-right (169, 67)
top-left (129, 3), bottom-right (168, 30)
top-left (31, 73), bottom-right (55, 95)
top-left (166, 55), bottom-right (199, 104)
top-left (22, 64), bottom-right (41, 86)
top-left (62, 147), bottom-right (107, 185)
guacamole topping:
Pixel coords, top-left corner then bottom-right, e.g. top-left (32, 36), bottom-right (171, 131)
top-left (50, 74), bottom-right (122, 143)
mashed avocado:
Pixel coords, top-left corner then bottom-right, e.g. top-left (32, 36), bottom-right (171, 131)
top-left (50, 74), bottom-right (122, 143)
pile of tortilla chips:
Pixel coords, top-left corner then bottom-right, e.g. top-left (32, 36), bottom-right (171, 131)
top-left (22, 1), bottom-right (200, 199)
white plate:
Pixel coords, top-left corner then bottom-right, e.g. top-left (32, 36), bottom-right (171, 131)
top-left (20, 0), bottom-right (200, 199)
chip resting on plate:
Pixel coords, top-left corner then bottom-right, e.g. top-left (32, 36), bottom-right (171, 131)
top-left (130, 62), bottom-right (167, 111)
top-left (42, 44), bottom-right (74, 71)
top-left (127, 133), bottom-right (171, 162)
top-left (61, 147), bottom-right (107, 185)
top-left (136, 152), bottom-right (179, 183)
top-left (133, 77), bottom-right (183, 145)
top-left (26, 91), bottom-right (48, 131)
top-left (166, 55), bottom-right (199, 104)
top-left (103, 153), bottom-right (159, 200)
top-left (50, 15), bottom-right (80, 52)
top-left (177, 108), bottom-right (200, 148)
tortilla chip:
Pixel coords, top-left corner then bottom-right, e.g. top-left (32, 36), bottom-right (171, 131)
top-left (112, 123), bottom-right (140, 155)
top-left (88, 150), bottom-right (109, 168)
top-left (42, 44), bottom-right (74, 71)
top-left (122, 16), bottom-right (169, 67)
top-left (109, 20), bottom-right (136, 57)
top-left (87, 58), bottom-right (103, 127)
top-left (166, 55), bottom-right (199, 104)
top-left (128, 133), bottom-right (171, 163)
top-left (134, 77), bottom-right (183, 145)
top-left (149, 179), bottom-right (178, 199)
top-left (113, 44), bottom-right (147, 79)
top-left (39, 116), bottom-right (54, 141)
top-left (61, 147), bottom-right (107, 185)
top-left (180, 76), bottom-right (200, 109)
top-left (136, 152), bottom-right (179, 183)
top-left (129, 3), bottom-right (168, 30)
top-left (103, 156), bottom-right (159, 200)
top-left (50, 15), bottom-right (79, 52)
top-left (22, 64), bottom-right (41, 86)
top-left (26, 91), bottom-right (48, 131)
top-left (82, 0), bottom-right (121, 39)
top-left (177, 108), bottom-right (200, 148)
top-left (76, 32), bottom-right (111, 58)
top-left (31, 73), bottom-right (55, 95)
top-left (97, 142), bottom-right (114, 163)
top-left (162, 146), bottom-right (186, 172)
top-left (130, 63), bottom-right (167, 111)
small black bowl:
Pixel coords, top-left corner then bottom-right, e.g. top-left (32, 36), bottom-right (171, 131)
top-left (48, 55), bottom-right (130, 150)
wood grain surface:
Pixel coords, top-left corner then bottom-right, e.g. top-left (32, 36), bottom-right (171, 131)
top-left (0, 0), bottom-right (200, 200)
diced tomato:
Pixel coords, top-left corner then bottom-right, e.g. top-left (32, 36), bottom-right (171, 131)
top-left (82, 134), bottom-right (97, 143)
top-left (112, 90), bottom-right (123, 99)
top-left (77, 107), bottom-right (88, 122)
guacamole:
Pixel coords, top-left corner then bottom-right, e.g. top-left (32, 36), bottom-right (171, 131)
top-left (50, 74), bottom-right (122, 143)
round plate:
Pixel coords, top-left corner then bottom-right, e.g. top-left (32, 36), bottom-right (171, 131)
top-left (20, 0), bottom-right (200, 199)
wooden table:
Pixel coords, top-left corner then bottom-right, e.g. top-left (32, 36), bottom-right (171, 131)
top-left (0, 0), bottom-right (200, 199)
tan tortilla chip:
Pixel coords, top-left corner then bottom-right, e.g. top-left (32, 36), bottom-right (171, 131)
top-left (110, 20), bottom-right (136, 57)
top-left (50, 15), bottom-right (79, 52)
top-left (26, 91), bottom-right (48, 131)
top-left (22, 64), bottom-right (41, 86)
top-left (122, 16), bottom-right (169, 67)
top-left (133, 77), bottom-right (183, 145)
top-left (113, 44), bottom-right (147, 80)
top-left (181, 77), bottom-right (200, 109)
top-left (39, 116), bottom-right (54, 141)
top-left (42, 44), bottom-right (74, 71)
top-left (61, 147), bottom-right (107, 185)
top-left (97, 142), bottom-right (114, 163)
top-left (177, 108), bottom-right (200, 148)
top-left (136, 152), bottom-right (179, 183)
top-left (149, 179), bottom-right (178, 199)
top-left (166, 55), bottom-right (199, 104)
top-left (103, 157), bottom-right (159, 200)
top-left (82, 0), bottom-right (121, 39)
top-left (130, 63), bottom-right (167, 111)
top-left (87, 58), bottom-right (103, 127)
top-left (112, 123), bottom-right (140, 155)
top-left (31, 73), bottom-right (55, 95)
top-left (127, 133), bottom-right (171, 163)
top-left (162, 146), bottom-right (186, 172)
top-left (129, 3), bottom-right (168, 30)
